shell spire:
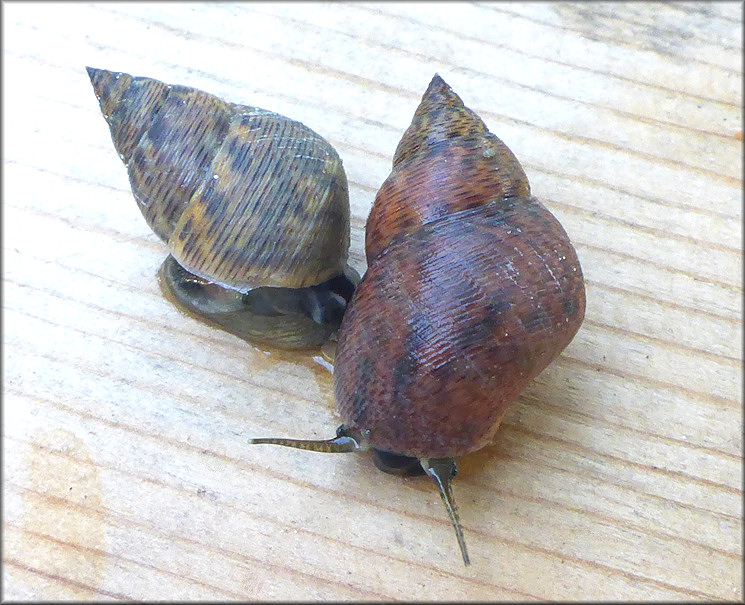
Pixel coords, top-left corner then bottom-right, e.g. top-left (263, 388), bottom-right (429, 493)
top-left (87, 67), bottom-right (171, 166)
top-left (364, 74), bottom-right (531, 263)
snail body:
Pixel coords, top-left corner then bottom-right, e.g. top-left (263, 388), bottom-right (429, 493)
top-left (87, 67), bottom-right (358, 348)
top-left (251, 75), bottom-right (586, 566)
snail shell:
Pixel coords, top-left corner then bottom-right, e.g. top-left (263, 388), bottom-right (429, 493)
top-left (335, 75), bottom-right (585, 460)
top-left (253, 74), bottom-right (586, 565)
top-left (87, 67), bottom-right (359, 348)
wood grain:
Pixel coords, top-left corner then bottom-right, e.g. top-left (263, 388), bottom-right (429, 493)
top-left (3, 2), bottom-right (742, 601)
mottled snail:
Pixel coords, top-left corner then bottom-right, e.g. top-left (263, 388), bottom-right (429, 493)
top-left (87, 67), bottom-right (359, 349)
top-left (250, 75), bottom-right (586, 566)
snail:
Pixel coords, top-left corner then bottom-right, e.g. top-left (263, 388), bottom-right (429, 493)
top-left (250, 75), bottom-right (586, 566)
top-left (87, 67), bottom-right (359, 349)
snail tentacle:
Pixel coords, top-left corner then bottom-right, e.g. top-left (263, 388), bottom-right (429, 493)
top-left (248, 425), bottom-right (367, 454)
top-left (421, 457), bottom-right (470, 566)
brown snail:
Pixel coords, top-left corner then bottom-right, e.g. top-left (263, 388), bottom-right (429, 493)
top-left (87, 67), bottom-right (359, 349)
top-left (250, 75), bottom-right (586, 565)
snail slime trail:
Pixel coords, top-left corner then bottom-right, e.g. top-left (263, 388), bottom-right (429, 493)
top-left (249, 74), bottom-right (586, 567)
top-left (87, 67), bottom-right (360, 350)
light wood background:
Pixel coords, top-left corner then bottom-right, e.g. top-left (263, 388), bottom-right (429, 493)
top-left (3, 2), bottom-right (742, 601)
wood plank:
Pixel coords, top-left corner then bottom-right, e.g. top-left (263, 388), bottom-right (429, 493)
top-left (3, 2), bottom-right (742, 600)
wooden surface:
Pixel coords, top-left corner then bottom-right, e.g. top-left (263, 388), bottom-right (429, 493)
top-left (3, 2), bottom-right (742, 601)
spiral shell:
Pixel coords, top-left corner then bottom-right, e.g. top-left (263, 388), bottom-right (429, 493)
top-left (334, 74), bottom-right (586, 459)
top-left (87, 67), bottom-right (358, 348)
top-left (87, 66), bottom-right (350, 290)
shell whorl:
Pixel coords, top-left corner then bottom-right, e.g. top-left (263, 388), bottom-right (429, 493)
top-left (87, 67), bottom-right (350, 291)
top-left (365, 74), bottom-right (530, 264)
top-left (334, 75), bottom-right (585, 459)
